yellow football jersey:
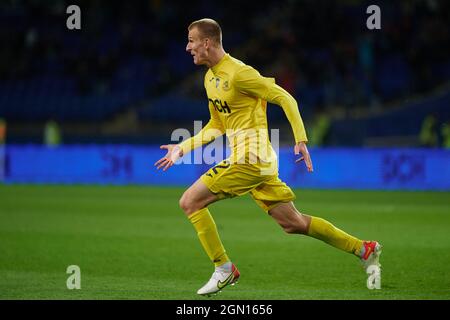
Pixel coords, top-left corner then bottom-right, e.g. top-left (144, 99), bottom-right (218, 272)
top-left (179, 53), bottom-right (307, 164)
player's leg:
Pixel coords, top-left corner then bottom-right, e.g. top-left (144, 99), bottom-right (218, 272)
top-left (180, 178), bottom-right (232, 268)
top-left (268, 201), bottom-right (364, 256)
top-left (180, 178), bottom-right (240, 295)
top-left (252, 178), bottom-right (382, 287)
top-left (179, 177), bottom-right (220, 216)
top-left (182, 160), bottom-right (257, 295)
top-left (269, 201), bottom-right (382, 288)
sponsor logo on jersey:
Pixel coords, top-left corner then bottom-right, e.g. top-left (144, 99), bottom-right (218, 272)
top-left (209, 98), bottom-right (231, 113)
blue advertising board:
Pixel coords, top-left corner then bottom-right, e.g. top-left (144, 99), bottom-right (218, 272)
top-left (3, 145), bottom-right (449, 191)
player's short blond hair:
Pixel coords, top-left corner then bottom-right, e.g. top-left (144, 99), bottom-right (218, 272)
top-left (188, 18), bottom-right (222, 47)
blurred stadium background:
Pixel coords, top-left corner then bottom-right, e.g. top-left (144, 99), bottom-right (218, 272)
top-left (0, 0), bottom-right (449, 300)
top-left (1, 0), bottom-right (449, 147)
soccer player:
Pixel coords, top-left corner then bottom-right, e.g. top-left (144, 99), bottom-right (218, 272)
top-left (155, 18), bottom-right (382, 295)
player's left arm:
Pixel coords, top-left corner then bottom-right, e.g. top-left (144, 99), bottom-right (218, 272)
top-left (234, 66), bottom-right (313, 172)
top-left (265, 83), bottom-right (313, 172)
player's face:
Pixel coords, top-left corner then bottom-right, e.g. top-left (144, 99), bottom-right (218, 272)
top-left (186, 27), bottom-right (208, 65)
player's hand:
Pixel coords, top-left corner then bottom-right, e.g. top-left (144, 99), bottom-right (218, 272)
top-left (154, 144), bottom-right (183, 171)
top-left (294, 141), bottom-right (313, 172)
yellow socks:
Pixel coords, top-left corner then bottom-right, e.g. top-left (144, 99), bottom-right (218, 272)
top-left (188, 209), bottom-right (362, 265)
top-left (188, 208), bottom-right (230, 267)
top-left (307, 216), bottom-right (363, 256)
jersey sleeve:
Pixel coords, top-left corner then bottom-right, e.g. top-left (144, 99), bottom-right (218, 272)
top-left (234, 66), bottom-right (308, 143)
top-left (234, 65), bottom-right (274, 100)
top-left (178, 103), bottom-right (225, 155)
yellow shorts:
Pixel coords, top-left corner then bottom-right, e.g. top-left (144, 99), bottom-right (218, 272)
top-left (200, 159), bottom-right (296, 212)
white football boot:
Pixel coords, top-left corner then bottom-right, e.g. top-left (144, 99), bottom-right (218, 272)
top-left (197, 263), bottom-right (240, 296)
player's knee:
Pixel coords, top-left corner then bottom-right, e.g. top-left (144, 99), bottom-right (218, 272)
top-left (179, 193), bottom-right (192, 214)
top-left (179, 192), bottom-right (200, 215)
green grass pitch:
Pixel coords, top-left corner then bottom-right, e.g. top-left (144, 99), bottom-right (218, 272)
top-left (0, 185), bottom-right (449, 300)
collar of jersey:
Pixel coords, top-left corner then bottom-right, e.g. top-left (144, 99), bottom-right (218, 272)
top-left (211, 53), bottom-right (230, 74)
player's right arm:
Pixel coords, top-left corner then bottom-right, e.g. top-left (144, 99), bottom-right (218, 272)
top-left (177, 106), bottom-right (225, 156)
top-left (155, 103), bottom-right (224, 171)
